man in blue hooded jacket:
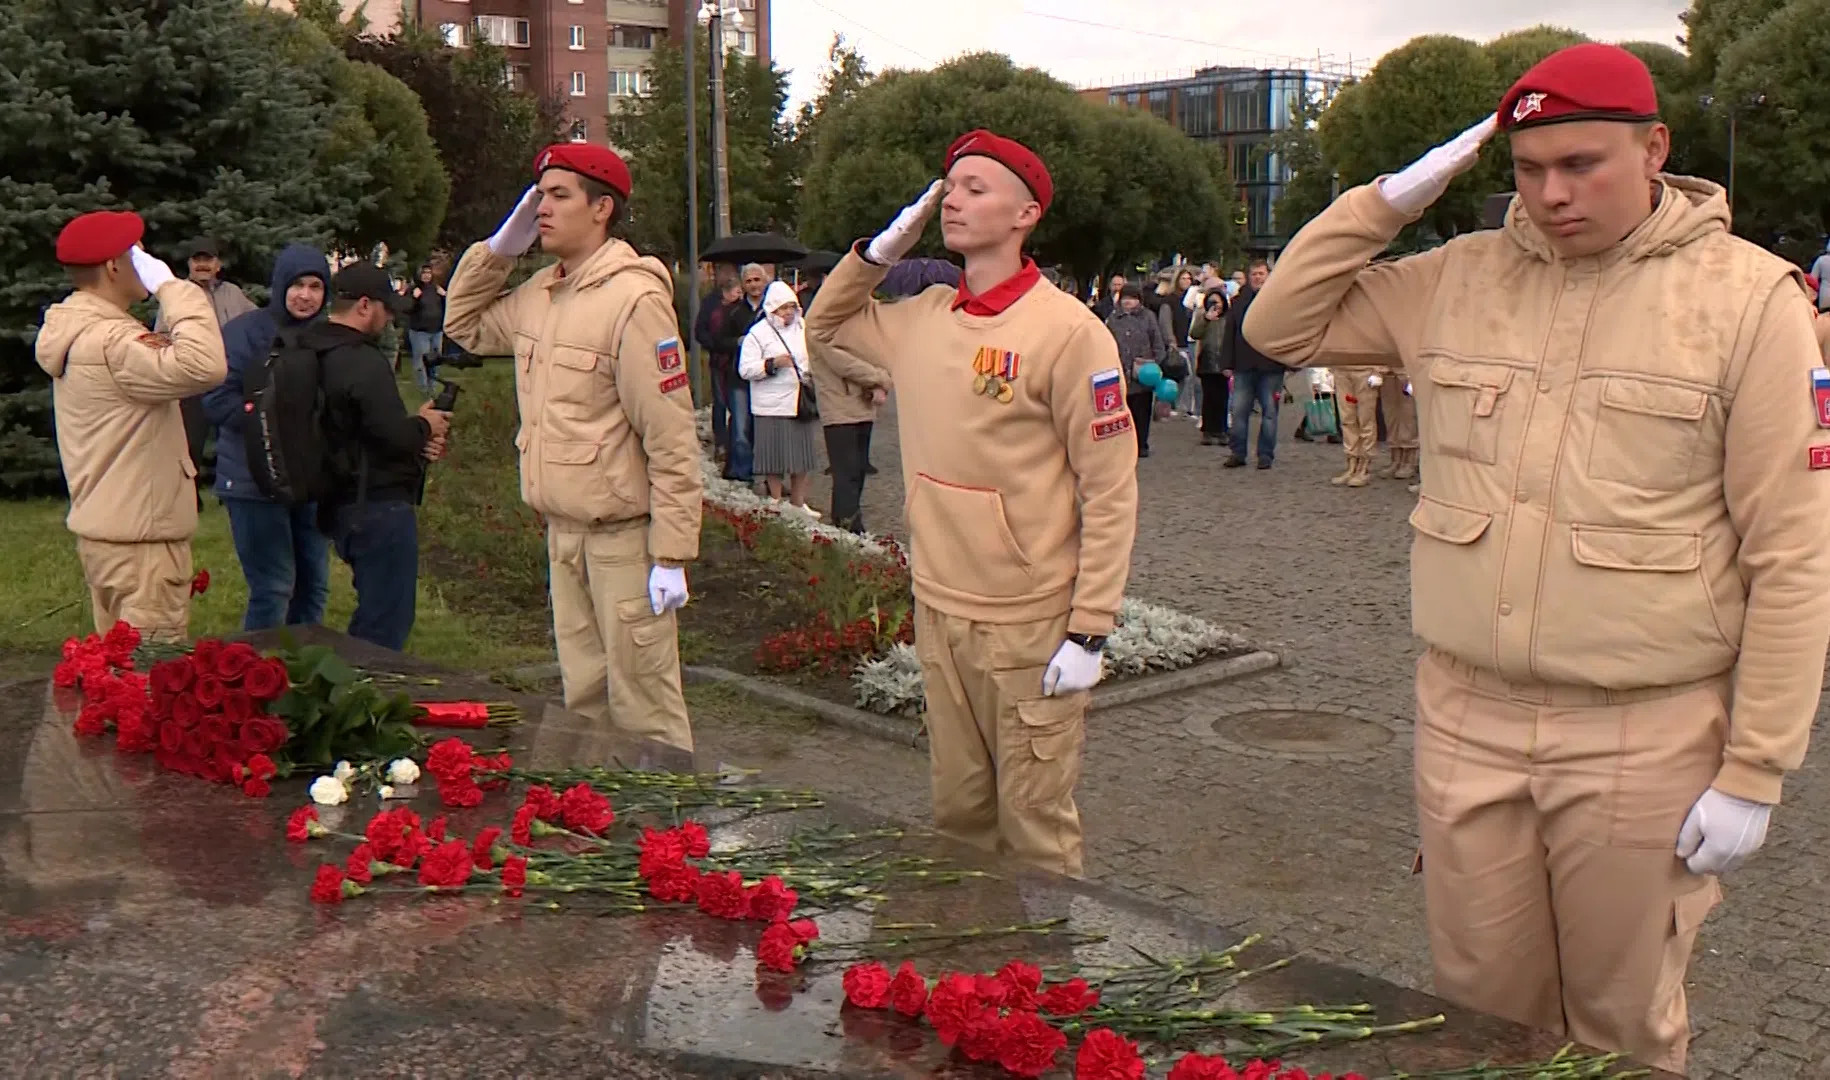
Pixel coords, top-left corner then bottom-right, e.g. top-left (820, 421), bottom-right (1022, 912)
top-left (202, 244), bottom-right (333, 630)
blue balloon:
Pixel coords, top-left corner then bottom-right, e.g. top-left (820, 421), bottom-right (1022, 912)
top-left (1134, 362), bottom-right (1163, 388)
top-left (1154, 378), bottom-right (1180, 403)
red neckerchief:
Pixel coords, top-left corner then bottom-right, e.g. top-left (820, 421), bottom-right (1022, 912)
top-left (951, 258), bottom-right (1041, 317)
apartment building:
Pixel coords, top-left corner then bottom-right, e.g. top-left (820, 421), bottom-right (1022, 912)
top-left (265, 0), bottom-right (769, 146)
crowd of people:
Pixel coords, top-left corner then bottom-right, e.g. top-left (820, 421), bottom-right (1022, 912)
top-left (30, 37), bottom-right (1830, 1080)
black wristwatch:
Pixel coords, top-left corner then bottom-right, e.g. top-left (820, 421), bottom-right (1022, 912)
top-left (1066, 633), bottom-right (1107, 653)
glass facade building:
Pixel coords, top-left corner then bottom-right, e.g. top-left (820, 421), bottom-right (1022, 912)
top-left (1088, 67), bottom-right (1340, 251)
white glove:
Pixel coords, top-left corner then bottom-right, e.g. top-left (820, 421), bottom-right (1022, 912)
top-left (1377, 114), bottom-right (1499, 216)
top-left (865, 180), bottom-right (944, 266)
top-left (1041, 640), bottom-right (1104, 696)
top-left (129, 245), bottom-right (177, 293)
top-left (1676, 788), bottom-right (1772, 876)
top-left (1367, 374), bottom-right (1383, 389)
top-left (487, 185), bottom-right (544, 257)
top-left (647, 565), bottom-right (689, 616)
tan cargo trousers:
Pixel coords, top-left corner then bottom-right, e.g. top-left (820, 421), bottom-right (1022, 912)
top-left (915, 603), bottom-right (1087, 877)
top-left (1414, 649), bottom-right (1727, 1075)
top-left (1379, 375), bottom-right (1418, 450)
top-left (547, 522), bottom-right (693, 753)
top-left (77, 539), bottom-right (191, 642)
top-left (1336, 370), bottom-right (1380, 461)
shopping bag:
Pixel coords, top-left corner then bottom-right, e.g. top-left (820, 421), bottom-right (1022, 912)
top-left (1304, 396), bottom-right (1340, 437)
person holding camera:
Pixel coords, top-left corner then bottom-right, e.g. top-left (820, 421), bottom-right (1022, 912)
top-left (307, 264), bottom-right (450, 651)
top-left (1188, 285), bottom-right (1231, 445)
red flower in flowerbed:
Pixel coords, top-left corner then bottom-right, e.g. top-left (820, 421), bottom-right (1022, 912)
top-left (61, 624), bottom-right (292, 798)
top-left (755, 610), bottom-right (913, 675)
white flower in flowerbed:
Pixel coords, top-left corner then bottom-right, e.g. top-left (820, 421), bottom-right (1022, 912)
top-left (700, 461), bottom-right (902, 559)
top-left (850, 598), bottom-right (1251, 716)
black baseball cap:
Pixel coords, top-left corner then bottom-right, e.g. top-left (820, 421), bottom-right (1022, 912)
top-left (181, 238), bottom-right (220, 260)
top-left (331, 263), bottom-right (410, 312)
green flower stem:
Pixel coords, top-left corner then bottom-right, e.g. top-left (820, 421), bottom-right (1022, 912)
top-left (1380, 1045), bottom-right (1650, 1079)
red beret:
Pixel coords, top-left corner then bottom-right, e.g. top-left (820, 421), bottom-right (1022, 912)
top-left (1499, 43), bottom-right (1659, 132)
top-left (534, 143), bottom-right (631, 201)
top-left (944, 129), bottom-right (1054, 214)
top-left (55, 210), bottom-right (144, 266)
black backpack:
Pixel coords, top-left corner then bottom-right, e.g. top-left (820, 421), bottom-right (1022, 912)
top-left (241, 326), bottom-right (333, 507)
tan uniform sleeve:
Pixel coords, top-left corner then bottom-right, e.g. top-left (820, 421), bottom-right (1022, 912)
top-left (810, 336), bottom-right (890, 391)
top-left (442, 241), bottom-right (522, 357)
top-left (1715, 280), bottom-right (1830, 804)
top-left (1243, 183), bottom-right (1449, 370)
top-left (106, 281), bottom-right (227, 403)
top-left (803, 244), bottom-right (908, 371)
top-left (614, 291), bottom-right (703, 564)
top-left (1051, 320), bottom-right (1140, 636)
top-left (1815, 313), bottom-right (1830, 363)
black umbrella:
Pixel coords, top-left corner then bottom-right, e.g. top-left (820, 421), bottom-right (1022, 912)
top-left (699, 232), bottom-right (809, 265)
top-left (793, 249), bottom-right (843, 273)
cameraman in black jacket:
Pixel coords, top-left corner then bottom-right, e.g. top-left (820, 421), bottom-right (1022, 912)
top-left (301, 263), bottom-right (451, 650)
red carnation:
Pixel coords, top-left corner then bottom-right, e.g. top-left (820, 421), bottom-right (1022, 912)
top-left (646, 862), bottom-right (702, 904)
top-left (998, 1010), bottom-right (1068, 1078)
top-left (190, 569), bottom-right (210, 596)
top-left (1167, 1055), bottom-right (1238, 1080)
top-left (996, 959), bottom-right (1043, 1012)
top-left (73, 705), bottom-right (107, 737)
top-left (888, 961), bottom-right (929, 1017)
top-left (365, 808), bottom-right (421, 865)
top-left (310, 864), bottom-right (348, 904)
top-left (344, 843), bottom-right (377, 884)
top-left (756, 919), bottom-right (810, 973)
top-left (924, 973), bottom-right (982, 1046)
top-left (241, 777), bottom-right (271, 798)
top-left (286, 806), bottom-right (321, 844)
top-left (418, 839), bottom-right (475, 888)
top-left (959, 1006), bottom-right (1007, 1063)
top-left (472, 826), bottom-right (503, 870)
top-left (52, 661), bottom-right (79, 688)
top-left (1040, 977), bottom-right (1100, 1016)
top-left (695, 869), bottom-right (749, 920)
top-left (511, 803), bottom-right (537, 846)
top-left (842, 961), bottom-right (892, 1009)
top-left (744, 875), bottom-right (798, 922)
top-left (679, 820), bottom-right (711, 858)
top-left (974, 973), bottom-right (1010, 1008)
top-left (426, 737), bottom-right (479, 781)
top-left (427, 815), bottom-right (449, 842)
top-left (523, 784), bottom-right (562, 822)
top-left (437, 776), bottom-right (484, 808)
top-left (502, 854), bottom-right (529, 897)
top-left (1074, 1028), bottom-right (1144, 1080)
top-left (558, 783), bottom-right (614, 834)
top-left (638, 826), bottom-right (688, 876)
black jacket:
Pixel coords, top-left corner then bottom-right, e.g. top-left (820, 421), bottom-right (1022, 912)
top-left (713, 295), bottom-right (765, 355)
top-left (303, 321), bottom-right (431, 504)
top-left (406, 284), bottom-right (445, 333)
top-left (1219, 288), bottom-right (1288, 375)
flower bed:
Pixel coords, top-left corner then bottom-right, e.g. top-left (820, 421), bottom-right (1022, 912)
top-left (696, 464), bottom-right (1257, 717)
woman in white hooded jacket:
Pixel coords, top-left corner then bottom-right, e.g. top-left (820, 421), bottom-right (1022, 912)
top-left (739, 280), bottom-right (821, 514)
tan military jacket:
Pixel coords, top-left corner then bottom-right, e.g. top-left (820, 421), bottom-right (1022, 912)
top-left (1245, 177), bottom-right (1830, 804)
top-left (443, 238), bottom-right (702, 563)
top-left (34, 282), bottom-right (228, 543)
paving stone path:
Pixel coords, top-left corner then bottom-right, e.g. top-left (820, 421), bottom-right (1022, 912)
top-left (697, 399), bottom-right (1830, 1078)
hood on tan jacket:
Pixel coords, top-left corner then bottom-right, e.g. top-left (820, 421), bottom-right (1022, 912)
top-left (1501, 175), bottom-right (1733, 265)
top-left (35, 292), bottom-right (124, 379)
top-left (529, 237), bottom-right (674, 299)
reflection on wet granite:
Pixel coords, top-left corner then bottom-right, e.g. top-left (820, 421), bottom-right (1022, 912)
top-left (0, 629), bottom-right (1677, 1078)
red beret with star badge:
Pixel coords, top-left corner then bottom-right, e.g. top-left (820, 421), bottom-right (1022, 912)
top-left (55, 210), bottom-right (144, 266)
top-left (1499, 43), bottom-right (1660, 132)
top-left (944, 129), bottom-right (1054, 214)
top-left (534, 143), bottom-right (632, 201)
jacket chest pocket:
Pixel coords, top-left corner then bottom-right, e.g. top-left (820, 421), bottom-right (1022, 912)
top-left (1423, 357), bottom-right (1517, 465)
top-left (1585, 376), bottom-right (1709, 492)
top-left (546, 345), bottom-right (608, 408)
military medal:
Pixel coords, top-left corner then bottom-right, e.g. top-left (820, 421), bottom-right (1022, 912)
top-left (972, 346), bottom-right (1021, 403)
top-left (996, 381), bottom-right (1014, 403)
top-left (973, 372), bottom-right (989, 395)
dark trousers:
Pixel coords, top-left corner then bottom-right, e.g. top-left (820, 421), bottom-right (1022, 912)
top-left (725, 381), bottom-right (754, 482)
top-left (1127, 391), bottom-right (1154, 454)
top-left (1200, 373), bottom-right (1230, 437)
top-left (823, 421), bottom-right (872, 533)
top-left (709, 361), bottom-right (732, 456)
top-left (181, 395), bottom-right (209, 506)
top-left (225, 498), bottom-right (331, 631)
top-left (327, 499), bottom-right (418, 651)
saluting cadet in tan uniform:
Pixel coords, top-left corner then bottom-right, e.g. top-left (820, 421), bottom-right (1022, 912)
top-left (34, 211), bottom-right (228, 640)
top-left (807, 131), bottom-right (1139, 878)
top-left (445, 144), bottom-right (702, 752)
top-left (1245, 45), bottom-right (1830, 1073)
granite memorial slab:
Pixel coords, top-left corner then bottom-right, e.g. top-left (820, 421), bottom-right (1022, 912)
top-left (0, 628), bottom-right (1677, 1078)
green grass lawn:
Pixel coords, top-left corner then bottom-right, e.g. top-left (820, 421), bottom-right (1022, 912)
top-left (0, 360), bottom-right (552, 680)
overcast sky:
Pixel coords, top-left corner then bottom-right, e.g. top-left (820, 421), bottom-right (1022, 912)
top-left (767, 0), bottom-right (1691, 104)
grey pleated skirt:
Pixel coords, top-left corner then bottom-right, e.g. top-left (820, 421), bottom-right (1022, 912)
top-left (752, 414), bottom-right (820, 476)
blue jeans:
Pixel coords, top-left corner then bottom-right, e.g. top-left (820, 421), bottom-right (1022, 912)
top-left (1229, 370), bottom-right (1284, 464)
top-left (327, 500), bottom-right (418, 651)
top-left (407, 331), bottom-right (441, 394)
top-left (726, 381), bottom-right (754, 481)
top-left (224, 498), bottom-right (330, 631)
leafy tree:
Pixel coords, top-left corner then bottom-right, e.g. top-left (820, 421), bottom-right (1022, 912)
top-left (0, 0), bottom-right (365, 495)
top-left (1682, 0), bottom-right (1792, 82)
top-left (1619, 40), bottom-right (1714, 181)
top-left (610, 26), bottom-right (795, 261)
top-left (799, 53), bottom-right (1239, 286)
top-left (1713, 0), bottom-right (1830, 261)
top-left (343, 26), bottom-right (566, 256)
top-left (1484, 25), bottom-right (1591, 88)
top-left (1266, 87), bottom-right (1340, 237)
top-left (776, 34), bottom-right (875, 234)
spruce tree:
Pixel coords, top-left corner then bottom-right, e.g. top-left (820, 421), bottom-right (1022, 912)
top-left (0, 0), bottom-right (369, 495)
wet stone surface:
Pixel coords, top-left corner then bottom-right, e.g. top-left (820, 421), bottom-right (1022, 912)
top-left (0, 628), bottom-right (1672, 1077)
